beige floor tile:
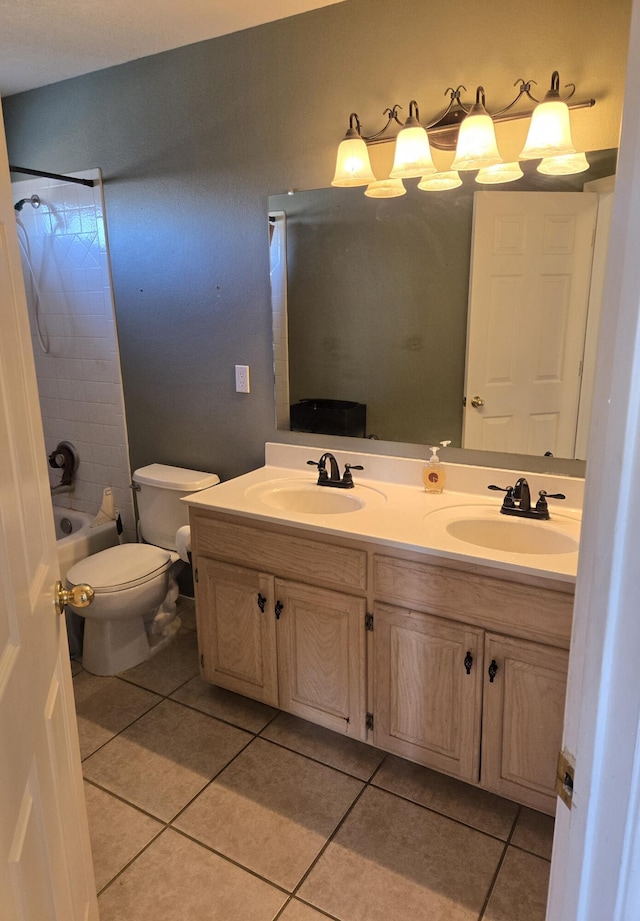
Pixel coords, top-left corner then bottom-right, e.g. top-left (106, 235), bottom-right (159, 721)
top-left (262, 712), bottom-right (384, 780)
top-left (279, 900), bottom-right (335, 921)
top-left (484, 847), bottom-right (551, 921)
top-left (84, 782), bottom-right (162, 891)
top-left (373, 753), bottom-right (518, 839)
top-left (73, 671), bottom-right (161, 760)
top-left (83, 699), bottom-right (251, 820)
top-left (98, 828), bottom-right (287, 921)
top-left (119, 627), bottom-right (199, 695)
top-left (171, 675), bottom-right (278, 733)
top-left (299, 786), bottom-right (504, 921)
top-left (70, 659), bottom-right (83, 677)
top-left (511, 807), bottom-right (555, 860)
top-left (175, 737), bottom-right (363, 891)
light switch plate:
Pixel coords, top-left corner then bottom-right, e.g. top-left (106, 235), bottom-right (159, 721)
top-left (235, 365), bottom-right (250, 393)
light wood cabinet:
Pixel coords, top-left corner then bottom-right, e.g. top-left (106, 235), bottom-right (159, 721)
top-left (482, 633), bottom-right (569, 814)
top-left (195, 558), bottom-right (278, 706)
top-left (191, 506), bottom-right (573, 813)
top-left (276, 580), bottom-right (366, 739)
top-left (372, 602), bottom-right (483, 781)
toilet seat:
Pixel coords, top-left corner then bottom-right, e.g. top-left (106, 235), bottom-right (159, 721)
top-left (67, 544), bottom-right (173, 593)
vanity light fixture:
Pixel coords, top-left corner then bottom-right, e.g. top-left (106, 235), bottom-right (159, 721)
top-left (417, 170), bottom-right (462, 191)
top-left (537, 151), bottom-right (590, 175)
top-left (475, 161), bottom-right (524, 184)
top-left (389, 101), bottom-right (437, 179)
top-left (331, 113), bottom-right (377, 187)
top-left (450, 87), bottom-right (503, 171)
top-left (364, 178), bottom-right (407, 198)
top-left (332, 73), bottom-right (595, 193)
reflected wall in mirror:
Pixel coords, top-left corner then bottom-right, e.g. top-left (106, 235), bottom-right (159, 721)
top-left (269, 149), bottom-right (617, 461)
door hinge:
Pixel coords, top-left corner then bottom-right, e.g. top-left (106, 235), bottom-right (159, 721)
top-left (366, 712), bottom-right (374, 731)
top-left (365, 612), bottom-right (374, 631)
top-left (556, 749), bottom-right (575, 809)
top-left (194, 567), bottom-right (199, 583)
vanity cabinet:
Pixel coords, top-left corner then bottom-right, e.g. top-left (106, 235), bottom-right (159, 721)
top-left (191, 507), bottom-right (574, 814)
top-left (372, 602), bottom-right (484, 782)
top-left (481, 633), bottom-right (569, 814)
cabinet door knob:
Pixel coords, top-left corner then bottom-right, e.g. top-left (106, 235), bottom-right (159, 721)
top-left (464, 651), bottom-right (473, 675)
top-left (488, 659), bottom-right (498, 683)
top-left (275, 600), bottom-right (283, 620)
top-left (257, 593), bottom-right (266, 613)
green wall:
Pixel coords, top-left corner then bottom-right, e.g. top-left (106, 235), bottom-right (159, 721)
top-left (3, 0), bottom-right (631, 480)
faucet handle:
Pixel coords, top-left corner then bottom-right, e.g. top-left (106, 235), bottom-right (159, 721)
top-left (342, 463), bottom-right (364, 488)
top-left (535, 490), bottom-right (566, 519)
top-left (307, 458), bottom-right (329, 482)
top-left (488, 484), bottom-right (516, 508)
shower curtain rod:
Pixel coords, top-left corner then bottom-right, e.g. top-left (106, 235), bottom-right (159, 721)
top-left (9, 165), bottom-right (95, 187)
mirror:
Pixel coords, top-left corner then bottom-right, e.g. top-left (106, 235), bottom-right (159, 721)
top-left (269, 148), bottom-right (617, 461)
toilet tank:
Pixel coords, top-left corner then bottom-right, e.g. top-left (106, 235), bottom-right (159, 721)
top-left (132, 464), bottom-right (220, 550)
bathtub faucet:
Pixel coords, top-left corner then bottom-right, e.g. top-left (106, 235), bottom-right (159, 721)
top-left (48, 440), bottom-right (79, 492)
top-left (51, 483), bottom-right (73, 496)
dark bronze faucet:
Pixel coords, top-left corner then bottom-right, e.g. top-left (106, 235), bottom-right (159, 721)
top-left (307, 453), bottom-right (364, 489)
top-left (488, 477), bottom-right (566, 520)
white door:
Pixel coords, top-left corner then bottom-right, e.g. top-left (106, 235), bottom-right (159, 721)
top-left (463, 192), bottom-right (598, 457)
top-left (0, 103), bottom-right (98, 919)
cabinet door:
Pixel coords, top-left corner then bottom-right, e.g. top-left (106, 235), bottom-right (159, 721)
top-left (372, 603), bottom-right (483, 781)
top-left (275, 580), bottom-right (367, 739)
top-left (196, 558), bottom-right (278, 706)
top-left (482, 633), bottom-right (568, 814)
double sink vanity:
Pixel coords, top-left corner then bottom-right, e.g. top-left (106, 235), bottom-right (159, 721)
top-left (184, 443), bottom-right (582, 815)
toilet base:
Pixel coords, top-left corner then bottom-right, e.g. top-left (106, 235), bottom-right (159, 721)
top-left (81, 614), bottom-right (182, 676)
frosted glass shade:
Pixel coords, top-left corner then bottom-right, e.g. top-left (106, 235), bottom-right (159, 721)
top-left (519, 100), bottom-right (576, 159)
top-left (475, 161), bottom-right (523, 184)
top-left (537, 151), bottom-right (589, 175)
top-left (331, 136), bottom-right (376, 187)
top-left (364, 178), bottom-right (407, 198)
top-left (417, 171), bottom-right (462, 191)
top-left (450, 113), bottom-right (503, 171)
top-left (389, 124), bottom-right (437, 179)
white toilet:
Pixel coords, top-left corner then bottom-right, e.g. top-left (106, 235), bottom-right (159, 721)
top-left (66, 464), bottom-right (219, 676)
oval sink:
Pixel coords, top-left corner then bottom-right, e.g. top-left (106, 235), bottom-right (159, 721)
top-left (424, 505), bottom-right (580, 555)
top-left (245, 479), bottom-right (387, 516)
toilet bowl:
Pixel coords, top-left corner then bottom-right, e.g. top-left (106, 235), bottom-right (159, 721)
top-left (66, 464), bottom-right (219, 675)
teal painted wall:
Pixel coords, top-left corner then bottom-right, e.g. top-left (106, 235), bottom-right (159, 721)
top-left (3, 0), bottom-right (631, 479)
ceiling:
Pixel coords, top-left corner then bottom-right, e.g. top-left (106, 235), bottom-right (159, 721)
top-left (0, 0), bottom-right (345, 97)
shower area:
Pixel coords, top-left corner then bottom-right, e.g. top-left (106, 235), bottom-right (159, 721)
top-left (12, 166), bottom-right (136, 553)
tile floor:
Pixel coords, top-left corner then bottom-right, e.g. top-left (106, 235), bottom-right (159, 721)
top-left (71, 597), bottom-right (555, 921)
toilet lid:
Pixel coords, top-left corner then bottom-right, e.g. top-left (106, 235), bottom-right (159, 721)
top-left (67, 544), bottom-right (173, 592)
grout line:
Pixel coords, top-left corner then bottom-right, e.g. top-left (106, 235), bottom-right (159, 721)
top-left (477, 804), bottom-right (521, 920)
top-left (95, 825), bottom-right (166, 898)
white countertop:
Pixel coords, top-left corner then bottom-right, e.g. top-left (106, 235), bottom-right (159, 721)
top-left (183, 443), bottom-right (583, 585)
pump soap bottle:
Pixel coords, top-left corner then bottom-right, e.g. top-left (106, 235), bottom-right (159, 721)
top-left (423, 440), bottom-right (451, 494)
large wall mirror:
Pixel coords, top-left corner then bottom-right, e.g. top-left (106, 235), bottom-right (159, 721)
top-left (268, 149), bottom-right (617, 462)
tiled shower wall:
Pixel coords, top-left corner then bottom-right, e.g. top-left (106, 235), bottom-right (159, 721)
top-left (12, 169), bottom-right (135, 540)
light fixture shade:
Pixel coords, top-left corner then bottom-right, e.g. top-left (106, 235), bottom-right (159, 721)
top-left (519, 73), bottom-right (576, 160)
top-left (450, 88), bottom-right (503, 171)
top-left (537, 151), bottom-right (589, 175)
top-left (417, 171), bottom-right (462, 191)
top-left (389, 121), bottom-right (437, 179)
top-left (364, 178), bottom-right (407, 198)
top-left (331, 125), bottom-right (376, 187)
top-left (475, 161), bottom-right (524, 184)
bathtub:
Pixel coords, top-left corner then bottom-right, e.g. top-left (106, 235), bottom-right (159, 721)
top-left (54, 507), bottom-right (119, 582)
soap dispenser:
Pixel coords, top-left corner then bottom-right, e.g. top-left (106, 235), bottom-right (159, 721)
top-left (423, 440), bottom-right (451, 494)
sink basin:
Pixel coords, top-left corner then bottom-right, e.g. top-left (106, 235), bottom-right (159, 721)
top-left (424, 505), bottom-right (580, 555)
top-left (244, 479), bottom-right (387, 516)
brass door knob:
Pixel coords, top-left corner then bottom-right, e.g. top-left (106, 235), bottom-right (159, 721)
top-left (470, 395), bottom-right (485, 408)
top-left (55, 580), bottom-right (94, 617)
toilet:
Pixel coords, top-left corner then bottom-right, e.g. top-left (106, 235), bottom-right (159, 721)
top-left (66, 464), bottom-right (219, 676)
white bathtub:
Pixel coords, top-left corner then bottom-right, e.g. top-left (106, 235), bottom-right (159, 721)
top-left (54, 508), bottom-right (119, 582)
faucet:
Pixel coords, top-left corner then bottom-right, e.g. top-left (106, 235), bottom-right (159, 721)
top-left (307, 454), bottom-right (364, 489)
top-left (488, 477), bottom-right (566, 520)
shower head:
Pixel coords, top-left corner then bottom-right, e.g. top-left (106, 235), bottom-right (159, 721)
top-left (14, 194), bottom-right (40, 212)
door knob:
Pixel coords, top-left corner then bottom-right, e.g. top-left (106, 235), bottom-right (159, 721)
top-left (470, 396), bottom-right (485, 408)
top-left (54, 580), bottom-right (94, 617)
